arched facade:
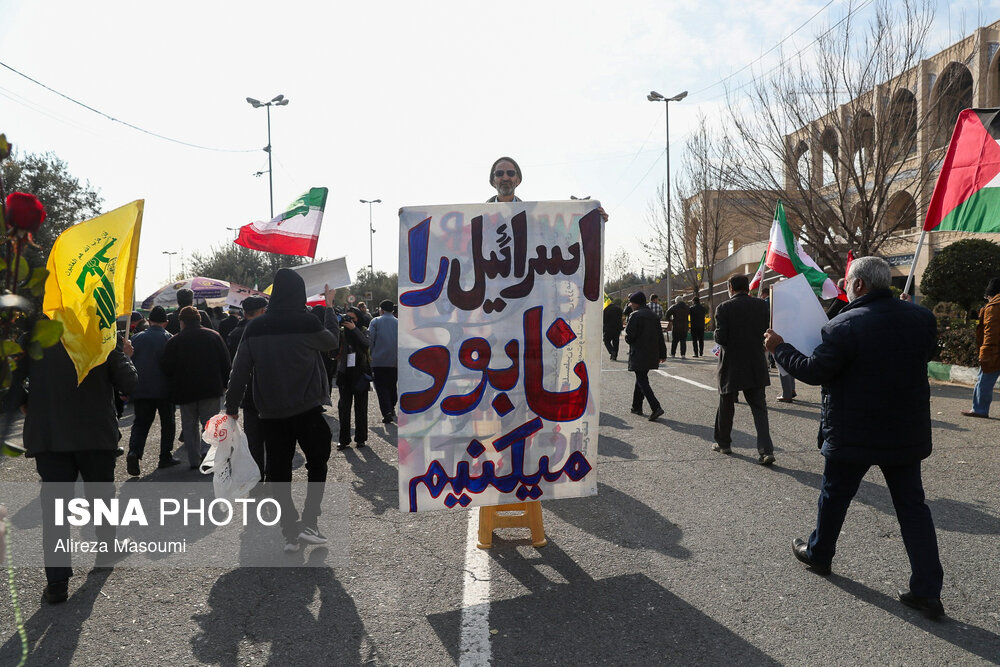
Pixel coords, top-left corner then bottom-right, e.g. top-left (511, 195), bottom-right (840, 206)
top-left (884, 191), bottom-right (917, 233)
top-left (930, 62), bottom-right (973, 148)
top-left (886, 88), bottom-right (917, 161)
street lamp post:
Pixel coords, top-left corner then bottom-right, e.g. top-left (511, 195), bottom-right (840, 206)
top-left (246, 94), bottom-right (290, 218)
top-left (360, 199), bottom-right (382, 277)
top-left (647, 90), bottom-right (687, 302)
top-left (162, 250), bottom-right (178, 282)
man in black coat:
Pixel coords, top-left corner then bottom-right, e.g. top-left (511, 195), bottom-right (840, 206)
top-left (10, 337), bottom-right (137, 603)
top-left (624, 291), bottom-right (667, 421)
top-left (165, 288), bottom-right (213, 334)
top-left (765, 256), bottom-right (944, 619)
top-left (689, 296), bottom-right (708, 357)
top-left (713, 274), bottom-right (775, 465)
top-left (227, 296), bottom-right (268, 478)
top-left (162, 306), bottom-right (231, 469)
top-left (664, 296), bottom-right (691, 358)
top-left (603, 299), bottom-right (624, 361)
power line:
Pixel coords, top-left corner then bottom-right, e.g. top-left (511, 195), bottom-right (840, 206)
top-left (692, 0), bottom-right (839, 96)
top-left (0, 59), bottom-right (258, 153)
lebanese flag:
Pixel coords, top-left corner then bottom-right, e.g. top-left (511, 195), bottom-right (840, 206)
top-left (762, 201), bottom-right (840, 299)
top-left (925, 109), bottom-right (1000, 232)
top-left (235, 187), bottom-right (329, 257)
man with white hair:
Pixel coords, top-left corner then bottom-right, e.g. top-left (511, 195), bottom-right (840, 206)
top-left (765, 256), bottom-right (944, 620)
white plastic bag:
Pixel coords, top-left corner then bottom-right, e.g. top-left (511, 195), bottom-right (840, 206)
top-left (202, 414), bottom-right (260, 500)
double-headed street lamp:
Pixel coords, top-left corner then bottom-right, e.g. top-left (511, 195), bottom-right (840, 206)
top-left (360, 199), bottom-right (382, 277)
top-left (647, 89), bottom-right (687, 302)
top-left (246, 94), bottom-right (290, 218)
top-left (162, 250), bottom-right (178, 282)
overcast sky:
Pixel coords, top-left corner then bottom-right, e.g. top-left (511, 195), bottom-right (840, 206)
top-left (1, 0), bottom-right (994, 300)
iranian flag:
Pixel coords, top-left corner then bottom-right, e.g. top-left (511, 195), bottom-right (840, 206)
top-left (759, 201), bottom-right (840, 299)
top-left (235, 187), bottom-right (329, 258)
top-left (748, 250), bottom-right (767, 293)
top-left (924, 108), bottom-right (1000, 232)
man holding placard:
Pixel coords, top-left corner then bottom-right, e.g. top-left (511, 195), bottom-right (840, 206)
top-left (765, 256), bottom-right (944, 620)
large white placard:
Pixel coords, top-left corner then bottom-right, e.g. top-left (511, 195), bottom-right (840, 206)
top-left (397, 201), bottom-right (603, 512)
top-left (771, 273), bottom-right (828, 356)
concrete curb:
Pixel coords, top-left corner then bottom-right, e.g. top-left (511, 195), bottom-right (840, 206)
top-left (928, 361), bottom-right (979, 385)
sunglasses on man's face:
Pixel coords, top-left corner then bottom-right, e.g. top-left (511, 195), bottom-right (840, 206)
top-left (494, 169), bottom-right (517, 179)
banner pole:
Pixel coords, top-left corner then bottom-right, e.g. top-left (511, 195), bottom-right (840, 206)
top-left (902, 229), bottom-right (928, 297)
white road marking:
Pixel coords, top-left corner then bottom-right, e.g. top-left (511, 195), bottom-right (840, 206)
top-left (654, 369), bottom-right (716, 391)
top-left (459, 509), bottom-right (491, 666)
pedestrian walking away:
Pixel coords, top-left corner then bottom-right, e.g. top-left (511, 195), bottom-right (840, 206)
top-left (368, 299), bottom-right (398, 424)
top-left (712, 274), bottom-right (775, 465)
top-left (689, 296), bottom-right (707, 357)
top-left (603, 298), bottom-right (624, 361)
top-left (664, 296), bottom-right (690, 358)
top-left (126, 306), bottom-right (180, 475)
top-left (624, 291), bottom-right (667, 422)
top-left (766, 256), bottom-right (945, 620)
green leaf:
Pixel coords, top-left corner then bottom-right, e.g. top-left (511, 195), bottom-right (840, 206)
top-left (28, 341), bottom-right (44, 360)
top-left (15, 256), bottom-right (29, 282)
top-left (26, 267), bottom-right (48, 296)
top-left (0, 340), bottom-right (22, 357)
top-left (31, 319), bottom-right (63, 347)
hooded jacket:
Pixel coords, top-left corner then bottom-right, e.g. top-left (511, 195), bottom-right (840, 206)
top-left (975, 293), bottom-right (1000, 373)
top-left (225, 269), bottom-right (339, 419)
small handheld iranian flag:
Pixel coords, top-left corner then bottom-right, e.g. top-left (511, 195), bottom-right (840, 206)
top-left (759, 201), bottom-right (839, 299)
top-left (235, 187), bottom-right (329, 258)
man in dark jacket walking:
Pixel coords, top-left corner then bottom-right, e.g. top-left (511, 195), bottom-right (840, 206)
top-left (126, 306), bottom-right (180, 475)
top-left (625, 291), bottom-right (667, 421)
top-left (162, 306), bottom-right (231, 469)
top-left (664, 296), bottom-right (691, 358)
top-left (226, 270), bottom-right (340, 552)
top-left (766, 256), bottom-right (944, 619)
top-left (713, 274), bottom-right (775, 465)
top-left (603, 299), bottom-right (624, 361)
top-left (10, 337), bottom-right (137, 603)
top-left (689, 296), bottom-right (708, 357)
top-left (165, 288), bottom-right (213, 333)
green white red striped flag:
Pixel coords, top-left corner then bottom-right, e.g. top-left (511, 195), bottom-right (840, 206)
top-left (758, 201), bottom-right (839, 299)
top-left (748, 249), bottom-right (767, 293)
top-left (924, 108), bottom-right (1000, 232)
top-left (235, 187), bottom-right (329, 258)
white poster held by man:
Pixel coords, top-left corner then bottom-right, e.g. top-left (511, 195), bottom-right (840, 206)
top-left (770, 274), bottom-right (828, 356)
top-left (397, 201), bottom-right (604, 512)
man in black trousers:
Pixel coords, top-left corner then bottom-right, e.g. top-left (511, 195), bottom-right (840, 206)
top-left (689, 296), bottom-right (707, 357)
top-left (624, 291), bottom-right (667, 421)
top-left (712, 274), bottom-right (775, 465)
top-left (766, 256), bottom-right (944, 620)
top-left (603, 299), bottom-right (624, 361)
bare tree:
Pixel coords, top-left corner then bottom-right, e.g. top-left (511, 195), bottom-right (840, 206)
top-left (724, 0), bottom-right (937, 276)
top-left (606, 247), bottom-right (636, 302)
top-left (642, 181), bottom-right (687, 292)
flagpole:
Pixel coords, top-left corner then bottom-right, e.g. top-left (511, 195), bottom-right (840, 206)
top-left (902, 229), bottom-right (928, 297)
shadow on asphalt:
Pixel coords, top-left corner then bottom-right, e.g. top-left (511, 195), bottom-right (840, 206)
top-left (544, 483), bottom-right (691, 558)
top-left (597, 435), bottom-right (638, 460)
top-left (598, 411), bottom-right (633, 431)
top-left (0, 568), bottom-right (111, 666)
top-left (427, 539), bottom-right (779, 665)
top-left (342, 444), bottom-right (397, 515)
top-left (190, 556), bottom-right (371, 666)
top-left (828, 576), bottom-right (1000, 665)
top-left (773, 466), bottom-right (1000, 535)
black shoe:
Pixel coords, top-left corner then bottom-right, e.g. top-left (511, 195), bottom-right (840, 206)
top-left (759, 453), bottom-right (776, 466)
top-left (41, 580), bottom-right (69, 604)
top-left (610, 355), bottom-right (617, 361)
top-left (898, 590), bottom-right (945, 620)
top-left (792, 538), bottom-right (831, 575)
top-left (648, 407), bottom-right (664, 421)
top-left (126, 453), bottom-right (140, 476)
top-left (356, 441), bottom-right (366, 448)
top-left (337, 443), bottom-right (349, 451)
top-left (382, 415), bottom-right (392, 424)
top-left (115, 447), bottom-right (125, 457)
top-left (712, 443), bottom-right (732, 455)
top-left (630, 408), bottom-right (644, 416)
top-left (158, 456), bottom-right (182, 469)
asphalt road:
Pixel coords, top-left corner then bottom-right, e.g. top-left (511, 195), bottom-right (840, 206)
top-left (1, 353), bottom-right (998, 666)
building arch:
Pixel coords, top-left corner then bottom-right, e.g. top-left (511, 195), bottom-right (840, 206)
top-left (930, 62), bottom-right (973, 148)
top-left (986, 45), bottom-right (1000, 107)
top-left (883, 190), bottom-right (917, 233)
top-left (886, 89), bottom-right (918, 161)
top-left (850, 110), bottom-right (875, 176)
top-left (789, 138), bottom-right (810, 188)
top-left (820, 127), bottom-right (839, 187)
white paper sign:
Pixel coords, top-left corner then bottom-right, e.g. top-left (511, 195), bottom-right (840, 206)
top-left (771, 274), bottom-right (828, 356)
top-left (397, 201), bottom-right (603, 512)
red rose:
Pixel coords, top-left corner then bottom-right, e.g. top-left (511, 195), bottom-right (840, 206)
top-left (5, 192), bottom-right (46, 234)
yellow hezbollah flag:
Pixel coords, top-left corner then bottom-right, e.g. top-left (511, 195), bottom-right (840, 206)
top-left (43, 200), bottom-right (143, 384)
top-left (603, 292), bottom-right (612, 309)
